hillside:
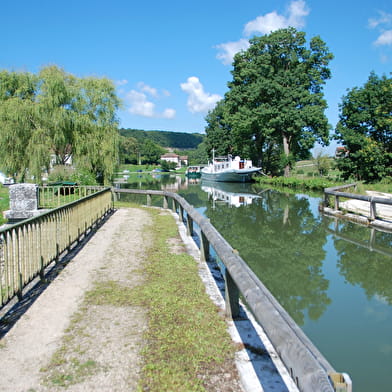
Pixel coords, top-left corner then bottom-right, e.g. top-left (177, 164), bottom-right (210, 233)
top-left (119, 128), bottom-right (204, 149)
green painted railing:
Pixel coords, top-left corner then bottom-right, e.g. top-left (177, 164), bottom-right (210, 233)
top-left (0, 188), bottom-right (113, 307)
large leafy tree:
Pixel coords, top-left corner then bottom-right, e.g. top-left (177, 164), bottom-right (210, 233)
top-left (0, 66), bottom-right (120, 184)
top-left (206, 27), bottom-right (333, 176)
top-left (334, 72), bottom-right (392, 182)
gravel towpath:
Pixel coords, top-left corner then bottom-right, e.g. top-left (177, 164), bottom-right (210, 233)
top-left (0, 208), bottom-right (150, 392)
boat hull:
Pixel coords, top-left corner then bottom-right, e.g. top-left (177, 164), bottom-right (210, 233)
top-left (201, 168), bottom-right (259, 182)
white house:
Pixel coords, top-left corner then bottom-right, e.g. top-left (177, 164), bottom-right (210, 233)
top-left (160, 153), bottom-right (188, 168)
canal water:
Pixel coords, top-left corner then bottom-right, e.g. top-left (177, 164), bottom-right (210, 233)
top-left (118, 173), bottom-right (392, 392)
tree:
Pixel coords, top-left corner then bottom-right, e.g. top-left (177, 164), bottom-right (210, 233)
top-left (313, 151), bottom-right (330, 176)
top-left (0, 66), bottom-right (121, 184)
top-left (119, 135), bottom-right (139, 164)
top-left (0, 70), bottom-right (38, 181)
top-left (207, 27), bottom-right (333, 176)
top-left (140, 139), bottom-right (164, 164)
top-left (204, 100), bottom-right (234, 157)
top-left (335, 72), bottom-right (392, 182)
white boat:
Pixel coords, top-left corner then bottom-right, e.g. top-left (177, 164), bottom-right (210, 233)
top-left (201, 153), bottom-right (261, 182)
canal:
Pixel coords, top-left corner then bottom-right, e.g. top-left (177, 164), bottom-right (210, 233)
top-left (118, 173), bottom-right (392, 392)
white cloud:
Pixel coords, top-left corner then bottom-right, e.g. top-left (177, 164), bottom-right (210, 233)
top-left (287, 0), bottom-right (310, 29)
top-left (244, 12), bottom-right (288, 36)
top-left (162, 108), bottom-right (176, 119)
top-left (125, 83), bottom-right (175, 118)
top-left (369, 11), bottom-right (392, 47)
top-left (216, 1), bottom-right (309, 65)
top-left (127, 90), bottom-right (155, 117)
top-left (180, 76), bottom-right (221, 113)
top-left (375, 30), bottom-right (392, 46)
top-left (116, 79), bottom-right (128, 86)
top-left (215, 39), bottom-right (250, 65)
top-left (137, 82), bottom-right (158, 97)
top-left (244, 0), bottom-right (309, 36)
top-left (368, 11), bottom-right (392, 29)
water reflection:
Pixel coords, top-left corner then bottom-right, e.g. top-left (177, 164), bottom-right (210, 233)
top-left (198, 182), bottom-right (331, 326)
top-left (330, 221), bottom-right (392, 305)
top-left (201, 181), bottom-right (261, 208)
top-left (117, 174), bottom-right (392, 391)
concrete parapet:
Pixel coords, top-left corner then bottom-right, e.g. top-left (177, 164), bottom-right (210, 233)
top-left (4, 183), bottom-right (42, 223)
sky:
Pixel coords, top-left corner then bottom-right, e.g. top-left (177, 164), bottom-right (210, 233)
top-left (1, 0), bottom-right (391, 155)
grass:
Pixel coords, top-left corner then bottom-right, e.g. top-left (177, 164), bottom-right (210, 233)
top-left (256, 175), bottom-right (341, 192)
top-left (0, 185), bottom-right (9, 225)
top-left (133, 210), bottom-right (238, 391)
top-left (41, 206), bottom-right (238, 391)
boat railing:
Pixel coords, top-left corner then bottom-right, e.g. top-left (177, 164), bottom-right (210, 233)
top-left (113, 188), bottom-right (351, 392)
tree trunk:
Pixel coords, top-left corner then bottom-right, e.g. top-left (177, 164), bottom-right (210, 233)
top-left (282, 132), bottom-right (290, 177)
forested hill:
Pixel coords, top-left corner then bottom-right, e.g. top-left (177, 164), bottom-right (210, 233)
top-left (119, 128), bottom-right (204, 149)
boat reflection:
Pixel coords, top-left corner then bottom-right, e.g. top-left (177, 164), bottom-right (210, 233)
top-left (201, 180), bottom-right (261, 208)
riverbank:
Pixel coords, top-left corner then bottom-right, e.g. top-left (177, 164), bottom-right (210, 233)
top-left (0, 206), bottom-right (296, 391)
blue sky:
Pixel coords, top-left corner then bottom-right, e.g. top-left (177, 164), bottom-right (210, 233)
top-left (2, 0), bottom-right (391, 155)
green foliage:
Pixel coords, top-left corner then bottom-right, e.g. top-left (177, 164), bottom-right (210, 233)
top-left (159, 160), bottom-right (177, 171)
top-left (140, 139), bottom-right (164, 164)
top-left (256, 175), bottom-right (338, 191)
top-left (119, 135), bottom-right (139, 164)
top-left (0, 66), bottom-right (120, 185)
top-left (335, 72), bottom-right (392, 182)
top-left (313, 152), bottom-right (330, 176)
top-left (205, 27), bottom-right (333, 176)
top-left (186, 141), bottom-right (209, 165)
top-left (120, 128), bottom-right (204, 149)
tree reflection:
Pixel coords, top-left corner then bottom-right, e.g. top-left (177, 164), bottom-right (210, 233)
top-left (204, 189), bottom-right (331, 325)
top-left (332, 222), bottom-right (392, 304)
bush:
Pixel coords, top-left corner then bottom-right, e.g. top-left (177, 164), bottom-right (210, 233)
top-left (48, 165), bottom-right (98, 185)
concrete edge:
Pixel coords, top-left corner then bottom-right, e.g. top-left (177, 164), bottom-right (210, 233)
top-left (171, 210), bottom-right (299, 392)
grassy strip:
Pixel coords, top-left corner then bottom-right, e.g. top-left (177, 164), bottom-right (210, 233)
top-left (256, 175), bottom-right (340, 191)
top-left (133, 210), bottom-right (238, 391)
top-left (41, 207), bottom-right (238, 391)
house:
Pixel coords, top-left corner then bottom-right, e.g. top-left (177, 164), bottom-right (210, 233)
top-left (160, 153), bottom-right (188, 168)
top-left (335, 147), bottom-right (349, 158)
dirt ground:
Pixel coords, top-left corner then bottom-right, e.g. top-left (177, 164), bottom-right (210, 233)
top-left (0, 208), bottom-right (150, 392)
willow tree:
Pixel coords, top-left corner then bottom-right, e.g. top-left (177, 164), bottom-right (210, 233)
top-left (218, 27), bottom-right (333, 176)
top-left (0, 66), bottom-right (120, 184)
top-left (0, 70), bottom-right (38, 181)
top-left (71, 76), bottom-right (120, 184)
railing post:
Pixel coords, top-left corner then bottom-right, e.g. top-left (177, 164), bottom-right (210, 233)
top-left (334, 195), bottom-right (339, 211)
top-left (179, 205), bottom-right (184, 222)
top-left (369, 228), bottom-right (376, 249)
top-left (186, 215), bottom-right (193, 236)
top-left (324, 192), bottom-right (330, 208)
top-left (163, 195), bottom-right (168, 209)
top-left (200, 230), bottom-right (210, 262)
top-left (225, 268), bottom-right (240, 319)
top-left (147, 194), bottom-right (152, 206)
top-left (172, 199), bottom-right (177, 213)
top-left (370, 199), bottom-right (376, 220)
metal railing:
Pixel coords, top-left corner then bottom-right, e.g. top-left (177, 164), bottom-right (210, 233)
top-left (0, 188), bottom-right (113, 308)
top-left (324, 184), bottom-right (392, 221)
top-left (113, 188), bottom-right (351, 392)
top-left (39, 185), bottom-right (105, 208)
